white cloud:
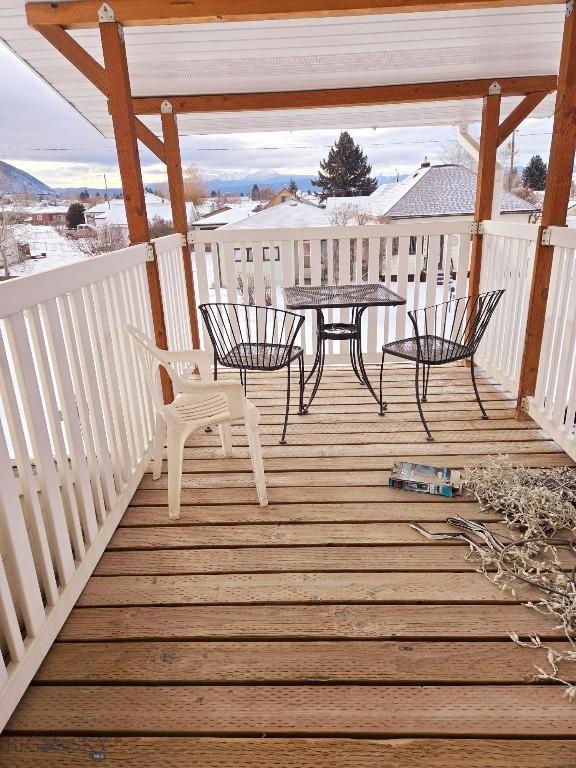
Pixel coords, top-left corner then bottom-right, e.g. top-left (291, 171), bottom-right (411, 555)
top-left (0, 43), bottom-right (554, 189)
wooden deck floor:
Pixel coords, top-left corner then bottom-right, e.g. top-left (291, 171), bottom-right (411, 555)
top-left (3, 364), bottom-right (576, 767)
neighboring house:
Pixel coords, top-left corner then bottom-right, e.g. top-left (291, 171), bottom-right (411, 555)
top-left (221, 200), bottom-right (329, 230)
top-left (264, 187), bottom-right (297, 209)
top-left (325, 163), bottom-right (540, 223)
top-left (29, 206), bottom-right (69, 226)
top-left (214, 200), bottom-right (330, 284)
top-left (85, 192), bottom-right (197, 229)
top-left (568, 199), bottom-right (576, 217)
top-left (193, 204), bottom-right (260, 230)
top-left (1, 224), bottom-right (85, 277)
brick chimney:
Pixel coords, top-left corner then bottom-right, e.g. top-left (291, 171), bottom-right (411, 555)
top-left (420, 156), bottom-right (431, 168)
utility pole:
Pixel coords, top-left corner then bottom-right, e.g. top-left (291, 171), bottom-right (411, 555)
top-left (508, 130), bottom-right (516, 192)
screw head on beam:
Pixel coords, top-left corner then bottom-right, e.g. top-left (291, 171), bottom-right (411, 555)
top-left (98, 3), bottom-right (115, 22)
top-left (160, 100), bottom-right (173, 114)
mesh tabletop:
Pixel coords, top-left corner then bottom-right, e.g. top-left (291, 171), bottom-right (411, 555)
top-left (283, 283), bottom-right (406, 310)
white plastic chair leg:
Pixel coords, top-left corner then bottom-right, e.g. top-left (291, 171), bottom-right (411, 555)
top-left (167, 427), bottom-right (187, 520)
top-left (246, 418), bottom-right (268, 507)
top-left (219, 423), bottom-right (233, 457)
top-left (152, 413), bottom-right (165, 480)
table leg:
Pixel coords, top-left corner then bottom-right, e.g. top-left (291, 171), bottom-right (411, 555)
top-left (349, 307), bottom-right (365, 385)
top-left (301, 309), bottom-right (326, 412)
top-left (304, 308), bottom-right (323, 385)
top-left (355, 307), bottom-right (385, 408)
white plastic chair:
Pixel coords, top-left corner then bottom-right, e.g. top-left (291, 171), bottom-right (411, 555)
top-left (127, 326), bottom-right (268, 519)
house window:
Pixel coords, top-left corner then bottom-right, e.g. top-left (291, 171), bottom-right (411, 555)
top-left (36, 215), bottom-right (42, 221)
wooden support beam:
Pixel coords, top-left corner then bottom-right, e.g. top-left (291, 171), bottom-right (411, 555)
top-left (99, 17), bottom-right (172, 402)
top-left (132, 76), bottom-right (557, 115)
top-left (26, 0), bottom-right (561, 29)
top-left (468, 84), bottom-right (502, 300)
top-left (497, 91), bottom-right (549, 146)
top-left (34, 24), bottom-right (165, 163)
top-left (516, 3), bottom-right (576, 418)
top-left (160, 102), bottom-right (201, 349)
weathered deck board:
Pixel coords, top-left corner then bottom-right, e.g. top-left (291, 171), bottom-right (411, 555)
top-left (2, 737), bottom-right (576, 768)
top-left (95, 545), bottom-right (575, 575)
top-left (4, 365), bottom-right (573, 766)
top-left (57, 604), bottom-right (568, 642)
top-left (94, 545), bottom-right (495, 575)
top-left (35, 640), bottom-right (575, 683)
top-left (6, 685), bottom-right (576, 736)
top-left (76, 570), bottom-right (533, 607)
top-left (108, 521), bottom-right (512, 549)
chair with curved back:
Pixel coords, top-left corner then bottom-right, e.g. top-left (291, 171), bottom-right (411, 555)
top-left (199, 303), bottom-right (305, 444)
top-left (378, 290), bottom-right (505, 440)
top-left (128, 325), bottom-right (268, 519)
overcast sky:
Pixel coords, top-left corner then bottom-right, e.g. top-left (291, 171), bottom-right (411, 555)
top-left (0, 43), bottom-right (554, 189)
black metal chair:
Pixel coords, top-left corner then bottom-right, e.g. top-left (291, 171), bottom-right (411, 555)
top-left (378, 290), bottom-right (505, 441)
top-left (199, 303), bottom-right (305, 444)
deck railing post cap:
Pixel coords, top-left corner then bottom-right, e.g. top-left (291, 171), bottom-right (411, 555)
top-left (98, 3), bottom-right (115, 22)
top-left (488, 81), bottom-right (502, 96)
top-left (160, 100), bottom-right (173, 114)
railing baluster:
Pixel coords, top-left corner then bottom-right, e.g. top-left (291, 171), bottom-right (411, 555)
top-left (27, 305), bottom-right (86, 561)
top-left (4, 312), bottom-right (76, 587)
top-left (0, 419), bottom-right (45, 641)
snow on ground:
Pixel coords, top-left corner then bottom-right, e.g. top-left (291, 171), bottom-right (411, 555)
top-left (9, 225), bottom-right (88, 276)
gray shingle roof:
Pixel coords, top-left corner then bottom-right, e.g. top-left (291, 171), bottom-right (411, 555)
top-left (385, 164), bottom-right (539, 218)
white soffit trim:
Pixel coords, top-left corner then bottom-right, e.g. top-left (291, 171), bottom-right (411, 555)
top-left (0, 2), bottom-right (564, 136)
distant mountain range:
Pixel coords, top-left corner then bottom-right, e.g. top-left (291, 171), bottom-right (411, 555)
top-left (1, 161), bottom-right (406, 200)
top-left (200, 172), bottom-right (403, 195)
top-left (56, 173), bottom-right (406, 197)
top-left (0, 160), bottom-right (54, 196)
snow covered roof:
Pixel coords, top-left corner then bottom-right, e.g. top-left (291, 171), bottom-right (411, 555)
top-left (222, 200), bottom-right (329, 229)
top-left (85, 193), bottom-right (197, 226)
top-left (27, 205), bottom-right (69, 215)
top-left (325, 164), bottom-right (540, 219)
top-left (196, 207), bottom-right (259, 227)
top-left (11, 224), bottom-right (85, 262)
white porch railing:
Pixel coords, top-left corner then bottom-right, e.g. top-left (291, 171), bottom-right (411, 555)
top-left (155, 233), bottom-right (193, 356)
top-left (191, 220), bottom-right (472, 363)
top-left (0, 244), bottom-right (155, 730)
top-left (475, 220), bottom-right (539, 395)
top-left (526, 226), bottom-right (576, 461)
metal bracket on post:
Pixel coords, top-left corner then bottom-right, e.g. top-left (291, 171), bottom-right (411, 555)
top-left (567, 0), bottom-right (574, 19)
top-left (488, 81), bottom-right (502, 96)
top-left (520, 397), bottom-right (530, 414)
top-left (186, 232), bottom-right (195, 246)
top-left (98, 3), bottom-right (115, 22)
top-left (161, 100), bottom-right (173, 115)
top-left (470, 221), bottom-right (484, 236)
top-left (541, 227), bottom-right (553, 246)
top-left (145, 243), bottom-right (155, 262)
top-left (178, 233), bottom-right (187, 248)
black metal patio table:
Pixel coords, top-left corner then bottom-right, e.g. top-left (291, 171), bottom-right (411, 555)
top-left (283, 283), bottom-right (406, 412)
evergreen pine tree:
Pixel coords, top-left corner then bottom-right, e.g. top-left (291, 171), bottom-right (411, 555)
top-left (522, 155), bottom-right (547, 191)
top-left (251, 184), bottom-right (260, 201)
top-left (288, 178), bottom-right (298, 194)
top-left (312, 131), bottom-right (377, 201)
top-left (66, 202), bottom-right (86, 229)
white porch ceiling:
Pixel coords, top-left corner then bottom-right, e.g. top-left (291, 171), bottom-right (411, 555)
top-left (0, 1), bottom-right (565, 136)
